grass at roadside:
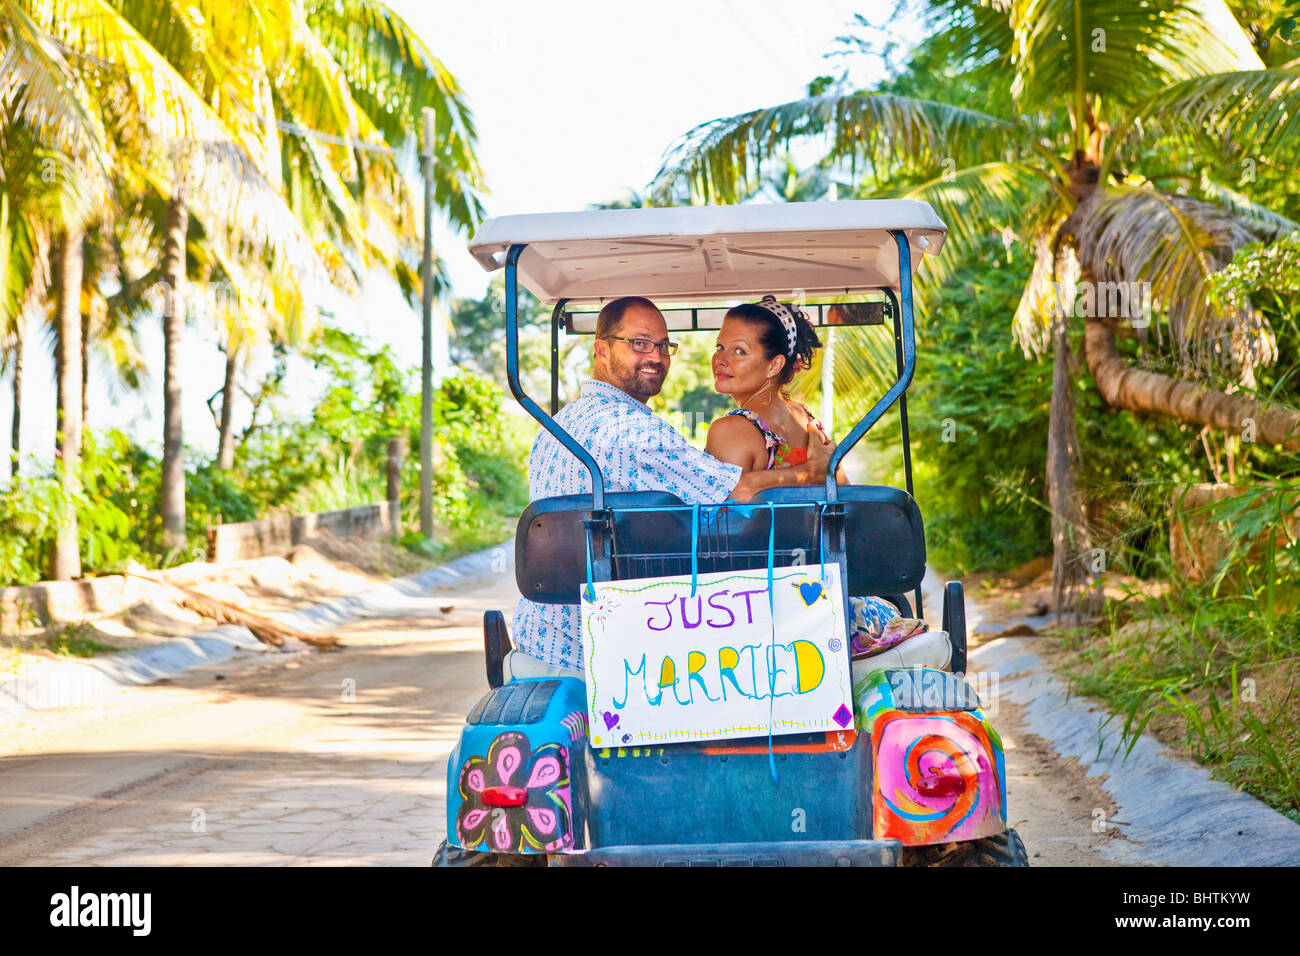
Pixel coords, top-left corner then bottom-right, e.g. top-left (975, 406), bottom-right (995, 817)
top-left (0, 623), bottom-right (123, 677)
top-left (46, 624), bottom-right (122, 658)
top-left (1051, 596), bottom-right (1299, 824)
top-left (961, 483), bottom-right (1300, 825)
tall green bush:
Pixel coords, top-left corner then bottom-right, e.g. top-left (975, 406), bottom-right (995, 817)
top-left (865, 238), bottom-right (1052, 574)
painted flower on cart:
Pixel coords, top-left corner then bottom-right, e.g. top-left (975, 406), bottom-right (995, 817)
top-left (456, 731), bottom-right (572, 853)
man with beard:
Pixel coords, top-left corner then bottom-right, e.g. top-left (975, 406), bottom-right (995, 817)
top-left (507, 296), bottom-right (834, 678)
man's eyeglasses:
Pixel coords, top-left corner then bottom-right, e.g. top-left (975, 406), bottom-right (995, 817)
top-left (601, 335), bottom-right (679, 356)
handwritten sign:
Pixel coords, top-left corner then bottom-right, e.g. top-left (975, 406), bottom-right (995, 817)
top-left (581, 564), bottom-right (852, 747)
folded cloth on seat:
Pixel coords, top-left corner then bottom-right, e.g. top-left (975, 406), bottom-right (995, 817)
top-left (848, 593), bottom-right (931, 658)
top-left (848, 594), bottom-right (900, 639)
top-left (850, 629), bottom-right (952, 681)
top-left (851, 616), bottom-right (929, 658)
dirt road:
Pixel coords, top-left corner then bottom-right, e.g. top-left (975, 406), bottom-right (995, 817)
top-left (0, 570), bottom-right (1124, 866)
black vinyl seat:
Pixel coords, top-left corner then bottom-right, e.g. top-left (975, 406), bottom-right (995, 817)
top-left (515, 486), bottom-right (925, 604)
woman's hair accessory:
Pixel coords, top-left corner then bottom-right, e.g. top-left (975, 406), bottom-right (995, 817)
top-left (757, 295), bottom-right (799, 358)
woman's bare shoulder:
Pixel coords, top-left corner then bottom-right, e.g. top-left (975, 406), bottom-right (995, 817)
top-left (784, 398), bottom-right (813, 428)
top-left (706, 414), bottom-right (767, 469)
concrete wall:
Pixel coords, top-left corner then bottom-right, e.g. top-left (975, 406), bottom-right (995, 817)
top-left (1, 575), bottom-right (178, 633)
top-left (0, 502), bottom-right (402, 634)
top-left (208, 501), bottom-right (398, 563)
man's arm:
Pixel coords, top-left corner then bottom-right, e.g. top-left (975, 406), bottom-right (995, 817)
top-left (729, 427), bottom-right (836, 502)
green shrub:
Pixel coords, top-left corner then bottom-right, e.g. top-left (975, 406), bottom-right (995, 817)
top-left (864, 238), bottom-right (1052, 574)
top-left (0, 327), bottom-right (533, 586)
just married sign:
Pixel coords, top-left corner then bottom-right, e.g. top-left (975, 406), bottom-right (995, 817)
top-left (580, 564), bottom-right (853, 748)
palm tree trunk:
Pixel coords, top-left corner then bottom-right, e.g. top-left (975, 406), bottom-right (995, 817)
top-left (1046, 313), bottom-right (1100, 619)
top-left (217, 345), bottom-right (237, 471)
top-left (9, 310), bottom-right (21, 481)
top-left (81, 307), bottom-right (89, 430)
top-left (160, 189), bottom-right (188, 551)
top-left (1085, 319), bottom-right (1300, 449)
top-left (1045, 161), bottom-right (1105, 619)
top-left (52, 229), bottom-right (84, 580)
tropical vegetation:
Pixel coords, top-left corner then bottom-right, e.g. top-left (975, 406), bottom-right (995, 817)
top-left (648, 0), bottom-right (1300, 815)
top-left (2, 0), bottom-right (486, 579)
top-left (652, 0), bottom-right (1300, 615)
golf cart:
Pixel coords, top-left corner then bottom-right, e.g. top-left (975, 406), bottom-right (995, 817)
top-left (434, 200), bottom-right (1026, 867)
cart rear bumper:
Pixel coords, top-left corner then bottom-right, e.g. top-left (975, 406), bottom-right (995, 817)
top-left (550, 839), bottom-right (903, 867)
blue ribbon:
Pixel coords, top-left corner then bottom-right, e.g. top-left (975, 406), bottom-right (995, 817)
top-left (766, 501), bottom-right (778, 784)
top-left (583, 528), bottom-right (596, 603)
top-left (699, 499), bottom-right (759, 525)
top-left (690, 503), bottom-right (700, 597)
top-left (819, 504), bottom-right (827, 586)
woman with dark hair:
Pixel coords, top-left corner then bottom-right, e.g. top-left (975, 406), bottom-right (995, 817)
top-left (705, 295), bottom-right (944, 668)
top-left (705, 295), bottom-right (837, 474)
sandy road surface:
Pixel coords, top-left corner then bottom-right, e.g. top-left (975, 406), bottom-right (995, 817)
top-left (0, 572), bottom-right (1123, 866)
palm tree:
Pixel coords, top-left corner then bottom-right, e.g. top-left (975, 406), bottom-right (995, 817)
top-left (4, 0), bottom-right (483, 568)
top-left (0, 123), bottom-right (54, 480)
top-left (651, 0), bottom-right (1300, 614)
top-left (115, 0), bottom-right (484, 516)
top-left (1, 0), bottom-right (118, 576)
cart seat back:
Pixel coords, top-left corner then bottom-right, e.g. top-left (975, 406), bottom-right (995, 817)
top-left (516, 486), bottom-right (924, 604)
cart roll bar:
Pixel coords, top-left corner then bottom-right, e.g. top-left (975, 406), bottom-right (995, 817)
top-left (549, 298), bottom-right (567, 415)
top-left (505, 244), bottom-right (606, 509)
top-left (825, 230), bottom-right (915, 502)
top-left (507, 229), bottom-right (917, 516)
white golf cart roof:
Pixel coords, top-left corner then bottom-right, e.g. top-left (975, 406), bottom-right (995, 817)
top-left (468, 199), bottom-right (946, 304)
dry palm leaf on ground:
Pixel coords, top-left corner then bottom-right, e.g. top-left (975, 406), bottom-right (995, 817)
top-left (121, 571), bottom-right (340, 649)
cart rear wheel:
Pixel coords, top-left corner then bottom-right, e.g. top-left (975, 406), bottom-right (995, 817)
top-left (901, 828), bottom-right (1029, 867)
top-left (433, 839), bottom-right (493, 867)
top-left (433, 839), bottom-right (549, 867)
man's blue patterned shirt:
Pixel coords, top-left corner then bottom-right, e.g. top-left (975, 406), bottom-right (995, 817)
top-left (511, 379), bottom-right (742, 670)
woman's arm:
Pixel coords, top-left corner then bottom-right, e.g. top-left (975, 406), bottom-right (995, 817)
top-left (705, 416), bottom-right (768, 472)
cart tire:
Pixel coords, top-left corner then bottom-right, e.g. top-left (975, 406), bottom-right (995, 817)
top-left (432, 839), bottom-right (548, 868)
top-left (432, 839), bottom-right (493, 867)
top-left (901, 828), bottom-right (1029, 867)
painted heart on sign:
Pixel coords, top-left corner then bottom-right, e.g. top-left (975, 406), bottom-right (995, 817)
top-left (798, 582), bottom-right (823, 606)
top-left (602, 711), bottom-right (619, 730)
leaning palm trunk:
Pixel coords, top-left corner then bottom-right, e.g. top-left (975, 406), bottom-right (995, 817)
top-left (52, 229), bottom-right (84, 580)
top-left (1084, 320), bottom-right (1300, 450)
top-left (217, 344), bottom-right (237, 471)
top-left (160, 188), bottom-right (188, 552)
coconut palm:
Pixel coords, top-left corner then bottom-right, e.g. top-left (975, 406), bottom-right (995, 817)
top-left (1, 0), bottom-right (119, 576)
top-left (651, 0), bottom-right (1300, 614)
top-left (0, 122), bottom-right (55, 479)
top-left (3, 0), bottom-right (329, 564)
top-left (116, 0), bottom-right (483, 504)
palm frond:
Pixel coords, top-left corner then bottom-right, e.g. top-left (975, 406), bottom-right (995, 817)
top-left (42, 0), bottom-right (232, 149)
top-left (1068, 185), bottom-right (1274, 380)
top-left (650, 91), bottom-right (1026, 205)
top-left (304, 0), bottom-right (485, 232)
top-left (1012, 235), bottom-right (1064, 358)
top-left (0, 0), bottom-right (109, 165)
top-left (1005, 0), bottom-right (1262, 116)
top-left (1197, 174), bottom-right (1300, 238)
top-left (1118, 68), bottom-right (1300, 168)
top-left (276, 4), bottom-right (366, 178)
top-left (111, 0), bottom-right (290, 163)
top-left (853, 159), bottom-right (1059, 323)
